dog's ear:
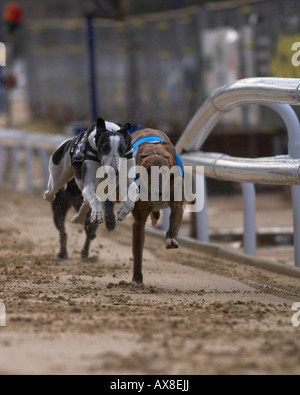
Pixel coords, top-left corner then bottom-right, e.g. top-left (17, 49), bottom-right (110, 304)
top-left (96, 117), bottom-right (107, 133)
top-left (95, 118), bottom-right (107, 148)
top-left (119, 122), bottom-right (132, 135)
top-left (119, 123), bottom-right (133, 155)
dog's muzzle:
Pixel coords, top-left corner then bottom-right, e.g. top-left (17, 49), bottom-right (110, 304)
top-left (109, 157), bottom-right (119, 176)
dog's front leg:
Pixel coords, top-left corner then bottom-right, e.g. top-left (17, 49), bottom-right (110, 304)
top-left (81, 161), bottom-right (104, 224)
top-left (117, 159), bottom-right (139, 222)
top-left (117, 179), bottom-right (139, 222)
top-left (166, 200), bottom-right (184, 249)
top-left (82, 188), bottom-right (104, 225)
top-left (86, 194), bottom-right (103, 224)
top-left (131, 203), bottom-right (151, 286)
top-left (132, 219), bottom-right (146, 285)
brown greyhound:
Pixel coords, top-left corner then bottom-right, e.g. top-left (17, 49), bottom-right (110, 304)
top-left (131, 129), bottom-right (184, 285)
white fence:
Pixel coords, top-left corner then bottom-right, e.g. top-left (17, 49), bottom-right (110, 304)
top-left (0, 129), bottom-right (66, 190)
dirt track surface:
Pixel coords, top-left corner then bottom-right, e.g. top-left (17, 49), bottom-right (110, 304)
top-left (1, 187), bottom-right (300, 375)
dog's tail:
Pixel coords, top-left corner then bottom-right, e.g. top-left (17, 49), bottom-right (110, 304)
top-left (104, 200), bottom-right (116, 231)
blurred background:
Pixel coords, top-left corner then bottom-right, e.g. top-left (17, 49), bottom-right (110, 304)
top-left (1, 0), bottom-right (300, 258)
top-left (1, 0), bottom-right (300, 147)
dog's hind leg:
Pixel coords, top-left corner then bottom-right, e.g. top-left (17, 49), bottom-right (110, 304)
top-left (166, 201), bottom-right (184, 249)
top-left (51, 190), bottom-right (72, 259)
top-left (45, 153), bottom-right (74, 202)
top-left (151, 211), bottom-right (160, 226)
top-left (104, 200), bottom-right (116, 231)
top-left (71, 202), bottom-right (90, 225)
top-left (81, 211), bottom-right (98, 259)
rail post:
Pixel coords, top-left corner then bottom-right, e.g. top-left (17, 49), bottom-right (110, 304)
top-left (265, 103), bottom-right (300, 267)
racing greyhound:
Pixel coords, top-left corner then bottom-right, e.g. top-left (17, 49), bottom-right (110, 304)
top-left (44, 117), bottom-right (136, 225)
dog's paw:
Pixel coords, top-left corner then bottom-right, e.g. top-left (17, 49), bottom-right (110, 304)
top-left (58, 251), bottom-right (68, 260)
top-left (81, 249), bottom-right (89, 259)
top-left (166, 238), bottom-right (179, 249)
top-left (117, 201), bottom-right (134, 222)
top-left (91, 207), bottom-right (104, 224)
top-left (132, 280), bottom-right (143, 287)
top-left (44, 190), bottom-right (55, 202)
top-left (132, 274), bottom-right (143, 286)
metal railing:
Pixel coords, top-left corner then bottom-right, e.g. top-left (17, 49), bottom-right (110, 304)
top-left (176, 77), bottom-right (300, 267)
top-left (0, 129), bottom-right (66, 189)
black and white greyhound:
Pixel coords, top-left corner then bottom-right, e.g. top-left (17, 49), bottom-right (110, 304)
top-left (44, 117), bottom-right (136, 225)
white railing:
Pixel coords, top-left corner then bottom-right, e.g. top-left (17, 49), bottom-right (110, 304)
top-left (0, 129), bottom-right (66, 189)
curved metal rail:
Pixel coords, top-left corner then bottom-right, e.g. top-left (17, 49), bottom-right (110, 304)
top-left (180, 152), bottom-right (300, 185)
top-left (176, 78), bottom-right (300, 154)
top-left (175, 77), bottom-right (300, 266)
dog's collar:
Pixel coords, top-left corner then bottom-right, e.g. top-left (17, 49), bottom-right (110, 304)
top-left (132, 136), bottom-right (183, 177)
top-left (132, 136), bottom-right (166, 158)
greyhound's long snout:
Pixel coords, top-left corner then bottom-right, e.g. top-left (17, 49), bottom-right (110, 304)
top-left (109, 157), bottom-right (119, 175)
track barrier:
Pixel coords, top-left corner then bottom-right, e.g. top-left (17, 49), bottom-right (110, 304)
top-left (176, 78), bottom-right (300, 267)
top-left (0, 129), bottom-right (66, 190)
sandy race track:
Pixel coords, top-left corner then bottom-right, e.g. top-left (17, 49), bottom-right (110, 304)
top-left (1, 186), bottom-right (300, 375)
